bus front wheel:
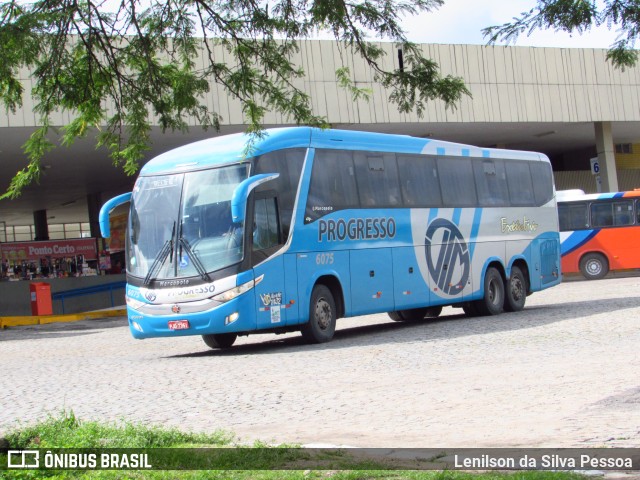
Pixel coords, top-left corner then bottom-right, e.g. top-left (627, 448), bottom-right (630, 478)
top-left (504, 265), bottom-right (527, 312)
top-left (475, 267), bottom-right (504, 316)
top-left (202, 333), bottom-right (237, 349)
top-left (579, 253), bottom-right (609, 280)
top-left (301, 285), bottom-right (336, 343)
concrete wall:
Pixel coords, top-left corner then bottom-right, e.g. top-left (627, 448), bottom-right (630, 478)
top-left (0, 274), bottom-right (125, 316)
top-left (4, 41), bottom-right (640, 128)
top-left (555, 169), bottom-right (640, 193)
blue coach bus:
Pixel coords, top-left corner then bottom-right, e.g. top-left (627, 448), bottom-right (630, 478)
top-left (100, 127), bottom-right (561, 348)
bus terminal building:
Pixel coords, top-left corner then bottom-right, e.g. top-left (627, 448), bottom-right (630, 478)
top-left (2, 40), bottom-right (640, 243)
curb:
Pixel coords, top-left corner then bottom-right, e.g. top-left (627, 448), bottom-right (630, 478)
top-left (0, 309), bottom-right (127, 329)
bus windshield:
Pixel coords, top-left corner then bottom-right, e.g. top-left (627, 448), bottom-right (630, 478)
top-left (127, 164), bottom-right (250, 281)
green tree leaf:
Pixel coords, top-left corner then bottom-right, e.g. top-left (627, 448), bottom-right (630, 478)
top-left (0, 0), bottom-right (468, 198)
top-left (483, 0), bottom-right (640, 69)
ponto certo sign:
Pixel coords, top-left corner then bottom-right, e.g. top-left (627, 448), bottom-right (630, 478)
top-left (28, 245), bottom-right (78, 255)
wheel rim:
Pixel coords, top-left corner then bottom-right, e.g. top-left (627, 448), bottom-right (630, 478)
top-left (314, 297), bottom-right (332, 331)
top-left (488, 278), bottom-right (500, 306)
top-left (586, 260), bottom-right (602, 276)
top-left (510, 276), bottom-right (524, 302)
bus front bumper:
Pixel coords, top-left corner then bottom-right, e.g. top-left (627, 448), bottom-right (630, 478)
top-left (126, 294), bottom-right (256, 339)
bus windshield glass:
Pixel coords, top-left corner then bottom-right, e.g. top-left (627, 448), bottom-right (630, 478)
top-left (127, 164), bottom-right (250, 280)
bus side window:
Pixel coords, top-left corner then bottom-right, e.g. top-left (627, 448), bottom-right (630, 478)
top-left (353, 152), bottom-right (401, 207)
top-left (591, 203), bottom-right (614, 227)
top-left (396, 154), bottom-right (442, 207)
top-left (253, 197), bottom-right (280, 251)
top-left (255, 149), bottom-right (305, 239)
top-left (637, 199), bottom-right (640, 224)
top-left (530, 162), bottom-right (554, 205)
top-left (473, 159), bottom-right (509, 207)
top-left (505, 161), bottom-right (535, 206)
top-left (613, 200), bottom-right (633, 226)
top-left (558, 205), bottom-right (570, 231)
top-left (438, 157), bottom-right (477, 207)
top-left (305, 149), bottom-right (358, 222)
top-left (558, 203), bottom-right (589, 231)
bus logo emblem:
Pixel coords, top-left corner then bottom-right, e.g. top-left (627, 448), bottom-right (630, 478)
top-left (424, 219), bottom-right (470, 295)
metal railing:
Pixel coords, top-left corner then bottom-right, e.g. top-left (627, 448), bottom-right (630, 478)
top-left (51, 281), bottom-right (126, 313)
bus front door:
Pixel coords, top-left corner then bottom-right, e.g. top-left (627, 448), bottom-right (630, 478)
top-left (251, 195), bottom-right (289, 329)
top-left (254, 256), bottom-right (289, 329)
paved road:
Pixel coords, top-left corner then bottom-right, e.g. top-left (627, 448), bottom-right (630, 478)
top-left (1, 276), bottom-right (639, 448)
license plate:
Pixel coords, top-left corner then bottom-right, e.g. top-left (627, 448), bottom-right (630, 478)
top-left (168, 320), bottom-right (190, 331)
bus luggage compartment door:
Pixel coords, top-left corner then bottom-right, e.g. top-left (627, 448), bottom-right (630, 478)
top-left (349, 248), bottom-right (394, 316)
top-left (392, 247), bottom-right (431, 310)
top-left (540, 239), bottom-right (560, 285)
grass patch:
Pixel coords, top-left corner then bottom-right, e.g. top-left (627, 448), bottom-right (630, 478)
top-left (4, 410), bottom-right (232, 449)
top-left (0, 411), bottom-right (592, 480)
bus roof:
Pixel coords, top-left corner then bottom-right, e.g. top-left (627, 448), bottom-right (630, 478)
top-left (557, 190), bottom-right (640, 202)
top-left (140, 127), bottom-right (547, 176)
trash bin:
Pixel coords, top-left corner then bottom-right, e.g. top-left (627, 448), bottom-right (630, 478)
top-left (30, 282), bottom-right (53, 315)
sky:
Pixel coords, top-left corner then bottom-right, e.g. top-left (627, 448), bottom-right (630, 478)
top-left (98, 0), bottom-right (622, 50)
top-left (399, 0), bottom-right (620, 49)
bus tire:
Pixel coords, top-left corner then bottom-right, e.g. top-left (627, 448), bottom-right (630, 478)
top-left (504, 265), bottom-right (527, 312)
top-left (475, 267), bottom-right (504, 316)
top-left (388, 308), bottom-right (424, 321)
top-left (579, 253), bottom-right (609, 280)
top-left (425, 306), bottom-right (443, 318)
top-left (462, 302), bottom-right (479, 317)
top-left (301, 285), bottom-right (336, 343)
top-left (202, 333), bottom-right (237, 349)
top-left (388, 311), bottom-right (406, 322)
top-left (388, 305), bottom-right (443, 322)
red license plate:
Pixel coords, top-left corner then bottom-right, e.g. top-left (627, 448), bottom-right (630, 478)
top-left (168, 320), bottom-right (190, 331)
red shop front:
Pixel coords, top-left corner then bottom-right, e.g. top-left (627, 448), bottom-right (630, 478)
top-left (1, 238), bottom-right (100, 281)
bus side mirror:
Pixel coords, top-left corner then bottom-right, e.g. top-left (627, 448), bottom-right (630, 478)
top-left (99, 192), bottom-right (132, 238)
top-left (231, 173), bottom-right (279, 223)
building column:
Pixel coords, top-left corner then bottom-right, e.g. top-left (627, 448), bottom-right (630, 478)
top-left (33, 209), bottom-right (49, 241)
top-left (594, 121), bottom-right (619, 192)
top-left (87, 192), bottom-right (103, 239)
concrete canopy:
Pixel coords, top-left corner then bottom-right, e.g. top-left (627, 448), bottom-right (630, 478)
top-left (2, 41), bottom-right (640, 229)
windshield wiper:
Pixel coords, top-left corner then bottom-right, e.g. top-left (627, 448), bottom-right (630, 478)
top-left (143, 222), bottom-right (175, 286)
top-left (178, 237), bottom-right (211, 283)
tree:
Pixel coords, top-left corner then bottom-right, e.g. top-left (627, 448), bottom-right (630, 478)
top-left (0, 0), bottom-right (470, 199)
top-left (484, 0), bottom-right (640, 68)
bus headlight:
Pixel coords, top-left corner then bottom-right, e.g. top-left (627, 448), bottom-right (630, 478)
top-left (126, 296), bottom-right (146, 310)
top-left (132, 321), bottom-right (144, 332)
top-left (213, 277), bottom-right (261, 303)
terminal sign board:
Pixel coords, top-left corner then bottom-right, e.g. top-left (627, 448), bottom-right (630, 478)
top-left (1, 238), bottom-right (98, 262)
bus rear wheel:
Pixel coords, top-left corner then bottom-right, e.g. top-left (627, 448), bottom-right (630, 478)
top-left (474, 267), bottom-right (504, 316)
top-left (579, 253), bottom-right (609, 280)
top-left (504, 265), bottom-right (527, 312)
top-left (202, 333), bottom-right (237, 349)
top-left (301, 285), bottom-right (336, 343)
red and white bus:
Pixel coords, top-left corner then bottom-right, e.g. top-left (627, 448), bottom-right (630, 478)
top-left (558, 189), bottom-right (640, 279)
